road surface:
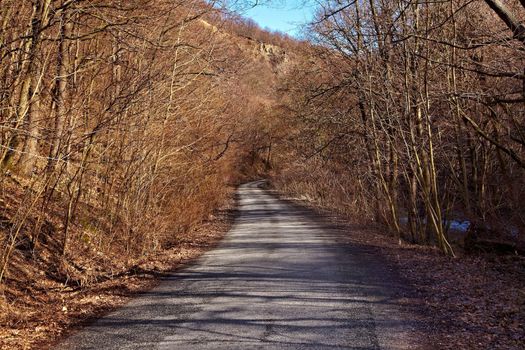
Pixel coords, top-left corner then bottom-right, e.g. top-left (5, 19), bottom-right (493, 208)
top-left (58, 180), bottom-right (416, 349)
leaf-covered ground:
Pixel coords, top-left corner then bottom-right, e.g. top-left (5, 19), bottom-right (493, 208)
top-left (0, 198), bottom-right (236, 350)
top-left (306, 203), bottom-right (525, 349)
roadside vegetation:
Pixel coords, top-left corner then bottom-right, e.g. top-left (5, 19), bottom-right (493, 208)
top-left (272, 0), bottom-right (525, 257)
top-left (0, 1), bottom-right (289, 347)
top-left (0, 0), bottom-right (524, 348)
top-left (267, 1), bottom-right (525, 347)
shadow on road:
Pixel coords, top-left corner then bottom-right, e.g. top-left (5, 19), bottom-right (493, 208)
top-left (58, 181), bottom-right (424, 350)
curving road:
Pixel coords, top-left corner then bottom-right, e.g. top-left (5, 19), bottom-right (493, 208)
top-left (58, 181), bottom-right (416, 350)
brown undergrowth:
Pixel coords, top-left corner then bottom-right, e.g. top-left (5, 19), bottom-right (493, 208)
top-left (345, 226), bottom-right (525, 349)
top-left (0, 179), bottom-right (237, 350)
top-left (274, 189), bottom-right (525, 349)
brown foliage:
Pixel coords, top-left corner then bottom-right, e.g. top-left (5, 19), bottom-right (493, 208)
top-left (273, 0), bottom-right (525, 256)
top-left (0, 0), bottom-right (285, 317)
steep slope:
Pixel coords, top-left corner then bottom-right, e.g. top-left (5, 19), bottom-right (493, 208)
top-left (0, 3), bottom-right (300, 349)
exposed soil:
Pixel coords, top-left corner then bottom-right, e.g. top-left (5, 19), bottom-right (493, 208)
top-left (0, 195), bottom-right (237, 350)
top-left (282, 193), bottom-right (525, 349)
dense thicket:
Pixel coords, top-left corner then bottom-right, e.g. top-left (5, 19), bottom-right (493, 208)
top-left (274, 0), bottom-right (525, 255)
top-left (0, 0), bottom-right (281, 284)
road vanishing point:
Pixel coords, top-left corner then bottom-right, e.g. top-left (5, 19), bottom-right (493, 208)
top-left (58, 180), bottom-right (416, 350)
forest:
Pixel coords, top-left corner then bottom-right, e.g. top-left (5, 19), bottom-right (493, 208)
top-left (0, 0), bottom-right (524, 348)
top-left (274, 0), bottom-right (525, 257)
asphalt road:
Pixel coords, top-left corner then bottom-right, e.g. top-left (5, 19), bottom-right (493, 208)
top-left (58, 180), bottom-right (416, 349)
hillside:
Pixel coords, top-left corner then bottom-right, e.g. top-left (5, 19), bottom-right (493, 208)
top-left (0, 2), bottom-right (293, 348)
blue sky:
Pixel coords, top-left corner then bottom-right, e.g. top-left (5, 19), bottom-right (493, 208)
top-left (241, 1), bottom-right (315, 37)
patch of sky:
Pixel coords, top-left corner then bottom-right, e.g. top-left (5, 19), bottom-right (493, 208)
top-left (238, 0), bottom-right (316, 37)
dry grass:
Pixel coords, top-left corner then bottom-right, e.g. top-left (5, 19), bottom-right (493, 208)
top-left (273, 164), bottom-right (375, 222)
top-left (0, 174), bottom-right (237, 350)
